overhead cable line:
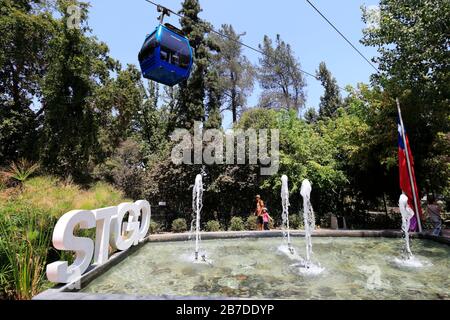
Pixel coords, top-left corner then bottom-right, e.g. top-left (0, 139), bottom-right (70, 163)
top-left (305, 0), bottom-right (380, 74)
top-left (144, 0), bottom-right (349, 92)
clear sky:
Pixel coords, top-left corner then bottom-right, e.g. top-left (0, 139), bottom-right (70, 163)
top-left (86, 0), bottom-right (379, 128)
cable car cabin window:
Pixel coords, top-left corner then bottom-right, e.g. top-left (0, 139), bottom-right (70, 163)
top-left (139, 33), bottom-right (157, 62)
top-left (160, 29), bottom-right (190, 69)
top-left (160, 50), bottom-right (169, 62)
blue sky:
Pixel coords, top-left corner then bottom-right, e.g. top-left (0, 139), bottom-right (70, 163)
top-left (86, 0), bottom-right (379, 128)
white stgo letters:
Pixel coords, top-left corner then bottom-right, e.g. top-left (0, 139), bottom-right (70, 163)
top-left (46, 200), bottom-right (151, 284)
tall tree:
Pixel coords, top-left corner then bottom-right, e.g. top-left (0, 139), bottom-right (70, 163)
top-left (361, 0), bottom-right (450, 197)
top-left (204, 68), bottom-right (222, 129)
top-left (136, 81), bottom-right (160, 151)
top-left (40, 0), bottom-right (114, 180)
top-left (94, 64), bottom-right (144, 161)
top-left (174, 0), bottom-right (209, 131)
top-left (304, 107), bottom-right (319, 124)
top-left (258, 34), bottom-right (306, 112)
top-left (0, 0), bottom-right (53, 164)
top-left (160, 85), bottom-right (179, 137)
top-left (210, 24), bottom-right (255, 124)
top-left (316, 62), bottom-right (342, 119)
top-left (134, 81), bottom-right (173, 160)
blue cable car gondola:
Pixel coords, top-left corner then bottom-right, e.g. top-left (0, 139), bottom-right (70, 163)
top-left (138, 23), bottom-right (193, 87)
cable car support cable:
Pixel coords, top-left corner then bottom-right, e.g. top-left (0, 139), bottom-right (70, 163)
top-left (143, 0), bottom-right (346, 90)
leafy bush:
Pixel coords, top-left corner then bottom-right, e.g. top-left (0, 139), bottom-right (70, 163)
top-left (229, 217), bottom-right (245, 231)
top-left (1, 159), bottom-right (40, 188)
top-left (269, 219), bottom-right (275, 230)
top-left (319, 212), bottom-right (332, 228)
top-left (290, 214), bottom-right (304, 230)
top-left (205, 220), bottom-right (221, 232)
top-left (246, 215), bottom-right (258, 230)
top-left (246, 214), bottom-right (277, 230)
top-left (149, 221), bottom-right (160, 234)
top-left (110, 140), bottom-right (146, 200)
top-left (171, 218), bottom-right (188, 233)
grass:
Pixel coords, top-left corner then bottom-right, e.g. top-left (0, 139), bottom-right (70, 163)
top-left (8, 176), bottom-right (128, 218)
top-left (0, 209), bottom-right (54, 300)
top-left (0, 175), bottom-right (129, 300)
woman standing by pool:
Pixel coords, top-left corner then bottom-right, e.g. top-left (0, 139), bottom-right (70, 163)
top-left (255, 195), bottom-right (265, 231)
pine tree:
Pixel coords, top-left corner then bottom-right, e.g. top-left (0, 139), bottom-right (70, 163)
top-left (135, 81), bottom-right (170, 156)
top-left (204, 69), bottom-right (222, 130)
top-left (316, 62), bottom-right (342, 119)
top-left (211, 24), bottom-right (255, 124)
top-left (304, 107), bottom-right (319, 124)
top-left (258, 34), bottom-right (306, 112)
top-left (170, 0), bottom-right (223, 132)
top-left (175, 0), bottom-right (208, 131)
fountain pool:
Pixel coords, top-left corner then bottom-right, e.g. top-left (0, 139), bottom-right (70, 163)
top-left (81, 236), bottom-right (450, 300)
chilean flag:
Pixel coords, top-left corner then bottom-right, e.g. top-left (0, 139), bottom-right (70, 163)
top-left (398, 121), bottom-right (422, 231)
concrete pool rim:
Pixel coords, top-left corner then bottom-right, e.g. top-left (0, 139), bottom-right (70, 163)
top-left (33, 229), bottom-right (449, 300)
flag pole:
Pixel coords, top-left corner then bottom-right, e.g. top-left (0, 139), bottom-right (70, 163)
top-left (396, 98), bottom-right (422, 232)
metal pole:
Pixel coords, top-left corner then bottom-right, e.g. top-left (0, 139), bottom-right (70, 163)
top-left (396, 98), bottom-right (422, 232)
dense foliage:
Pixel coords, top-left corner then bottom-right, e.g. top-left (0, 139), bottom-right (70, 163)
top-left (361, 0), bottom-right (450, 201)
top-left (0, 0), bottom-right (448, 221)
top-left (0, 0), bottom-right (448, 299)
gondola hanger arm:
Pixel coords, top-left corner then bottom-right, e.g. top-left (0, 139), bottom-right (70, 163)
top-left (157, 5), bottom-right (171, 24)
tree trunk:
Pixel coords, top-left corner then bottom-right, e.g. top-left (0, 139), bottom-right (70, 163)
top-left (231, 88), bottom-right (237, 124)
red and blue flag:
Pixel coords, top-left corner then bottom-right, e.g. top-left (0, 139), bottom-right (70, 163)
top-left (398, 121), bottom-right (422, 231)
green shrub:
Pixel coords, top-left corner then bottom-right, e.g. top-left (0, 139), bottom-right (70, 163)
top-left (110, 140), bottom-right (146, 200)
top-left (290, 214), bottom-right (304, 230)
top-left (246, 215), bottom-right (277, 230)
top-left (246, 215), bottom-right (258, 230)
top-left (0, 175), bottom-right (129, 299)
top-left (149, 221), bottom-right (160, 234)
top-left (0, 208), bottom-right (55, 300)
top-left (205, 220), bottom-right (221, 232)
top-left (1, 159), bottom-right (40, 188)
top-left (319, 212), bottom-right (332, 228)
top-left (269, 218), bottom-right (275, 230)
top-left (229, 217), bottom-right (245, 231)
top-left (172, 218), bottom-right (188, 233)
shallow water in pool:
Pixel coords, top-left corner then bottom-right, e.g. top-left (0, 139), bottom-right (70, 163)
top-left (82, 237), bottom-right (450, 300)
